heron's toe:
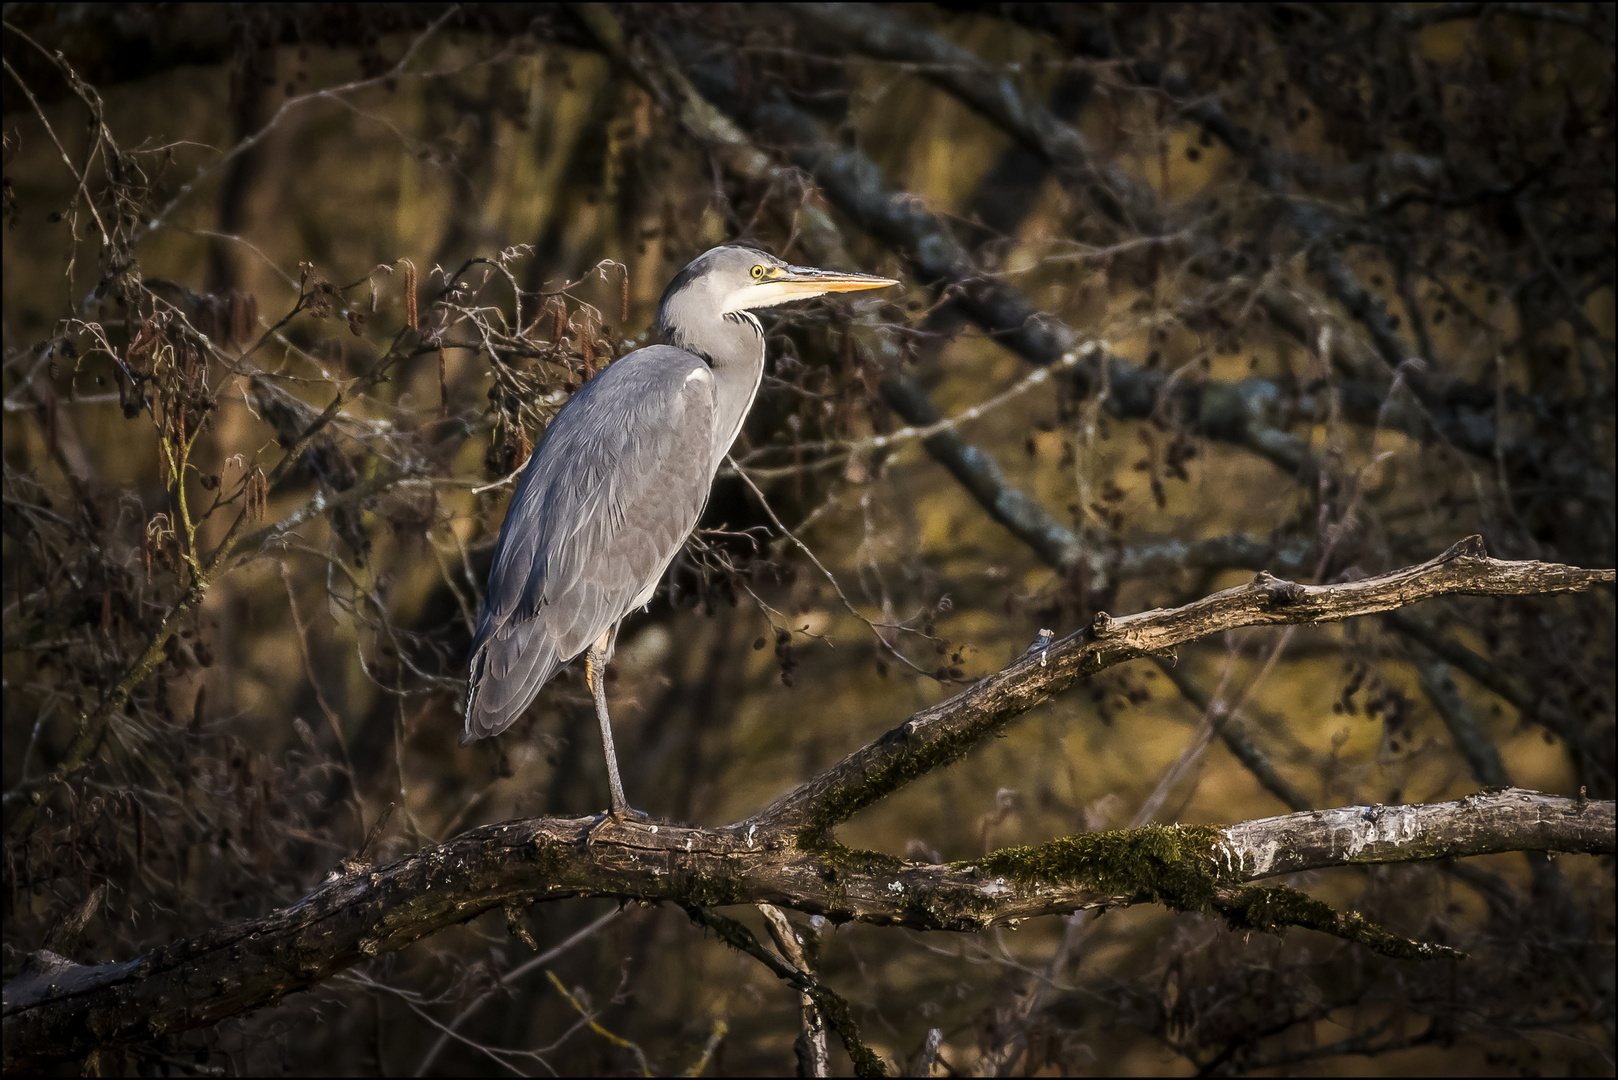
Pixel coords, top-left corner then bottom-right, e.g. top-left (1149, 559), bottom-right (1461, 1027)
top-left (581, 806), bottom-right (651, 846)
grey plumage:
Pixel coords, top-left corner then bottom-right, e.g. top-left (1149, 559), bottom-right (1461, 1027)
top-left (464, 346), bottom-right (714, 738)
top-left (463, 245), bottom-right (896, 816)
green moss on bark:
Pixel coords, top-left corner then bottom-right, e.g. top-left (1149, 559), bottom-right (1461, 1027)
top-left (969, 825), bottom-right (1459, 960)
top-left (796, 838), bottom-right (905, 921)
top-left (1225, 884), bottom-right (1463, 960)
top-left (972, 823), bottom-right (1234, 913)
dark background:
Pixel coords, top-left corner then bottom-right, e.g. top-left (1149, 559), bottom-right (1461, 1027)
top-left (3, 4), bottom-right (1613, 1074)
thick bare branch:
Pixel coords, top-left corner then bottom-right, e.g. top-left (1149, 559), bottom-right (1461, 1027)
top-left (750, 536), bottom-right (1612, 837)
top-left (788, 3), bottom-right (1163, 231)
top-left (781, 4), bottom-right (1527, 465)
top-left (4, 530), bottom-right (1611, 1069)
top-left (670, 37), bottom-right (1334, 477)
top-left (4, 788), bottom-right (1609, 1070)
top-left (1211, 789), bottom-right (1609, 876)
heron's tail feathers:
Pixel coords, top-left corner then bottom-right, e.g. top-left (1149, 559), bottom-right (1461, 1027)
top-left (463, 623), bottom-right (562, 743)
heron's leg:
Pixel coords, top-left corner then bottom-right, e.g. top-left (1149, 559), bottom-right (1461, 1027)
top-left (585, 639), bottom-right (643, 821)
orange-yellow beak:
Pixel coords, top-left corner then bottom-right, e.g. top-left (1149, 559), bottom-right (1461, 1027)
top-left (741, 264), bottom-right (899, 308)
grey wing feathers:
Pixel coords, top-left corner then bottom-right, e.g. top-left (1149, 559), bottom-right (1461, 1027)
top-left (464, 347), bottom-right (716, 741)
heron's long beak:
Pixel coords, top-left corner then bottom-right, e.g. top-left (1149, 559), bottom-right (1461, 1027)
top-left (742, 265), bottom-right (899, 308)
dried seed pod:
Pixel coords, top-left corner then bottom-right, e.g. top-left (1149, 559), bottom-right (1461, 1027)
top-left (401, 259), bottom-right (418, 330)
top-left (245, 467), bottom-right (268, 522)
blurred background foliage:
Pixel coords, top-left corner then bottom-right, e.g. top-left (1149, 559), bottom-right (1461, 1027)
top-left (2, 3), bottom-right (1613, 1075)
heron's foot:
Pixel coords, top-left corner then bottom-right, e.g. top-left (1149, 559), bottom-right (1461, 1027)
top-left (582, 805), bottom-right (651, 845)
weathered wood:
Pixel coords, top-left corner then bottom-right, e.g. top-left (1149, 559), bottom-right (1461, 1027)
top-left (3, 790), bottom-right (1611, 1069)
top-left (747, 538), bottom-right (1614, 837)
top-left (3, 542), bottom-right (1612, 1070)
top-left (1215, 789), bottom-right (1613, 878)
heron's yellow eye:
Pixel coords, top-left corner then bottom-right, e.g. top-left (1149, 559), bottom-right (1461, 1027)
top-left (751, 264), bottom-right (765, 280)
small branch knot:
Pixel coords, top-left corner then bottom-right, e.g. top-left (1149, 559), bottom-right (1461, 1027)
top-left (1252, 571), bottom-right (1306, 602)
top-left (1024, 628), bottom-right (1056, 665)
top-left (1440, 534), bottom-right (1488, 561)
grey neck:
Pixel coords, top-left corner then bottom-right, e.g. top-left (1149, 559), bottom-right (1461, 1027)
top-left (655, 307), bottom-right (766, 479)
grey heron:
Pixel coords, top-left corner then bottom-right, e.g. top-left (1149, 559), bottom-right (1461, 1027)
top-left (464, 246), bottom-right (897, 819)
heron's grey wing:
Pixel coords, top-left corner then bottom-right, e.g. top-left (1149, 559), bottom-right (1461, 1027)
top-left (464, 347), bottom-right (717, 740)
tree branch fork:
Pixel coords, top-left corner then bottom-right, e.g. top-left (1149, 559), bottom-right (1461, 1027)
top-left (4, 539), bottom-right (1613, 1069)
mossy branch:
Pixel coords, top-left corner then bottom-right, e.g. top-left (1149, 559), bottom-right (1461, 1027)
top-left (745, 537), bottom-right (1613, 840)
top-left (1219, 883), bottom-right (1456, 961)
top-left (4, 789), bottom-right (1610, 1070)
top-left (3, 540), bottom-right (1611, 1068)
top-left (975, 824), bottom-right (1462, 961)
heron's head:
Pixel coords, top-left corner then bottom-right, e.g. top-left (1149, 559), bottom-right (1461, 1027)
top-left (656, 246), bottom-right (897, 339)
